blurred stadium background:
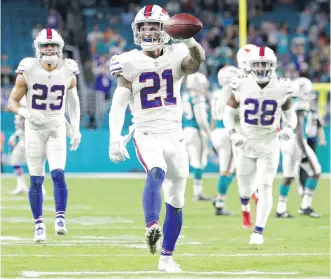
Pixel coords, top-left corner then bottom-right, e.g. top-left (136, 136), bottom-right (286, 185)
top-left (1, 0), bottom-right (330, 173)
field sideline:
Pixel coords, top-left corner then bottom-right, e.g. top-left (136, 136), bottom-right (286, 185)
top-left (1, 176), bottom-right (330, 278)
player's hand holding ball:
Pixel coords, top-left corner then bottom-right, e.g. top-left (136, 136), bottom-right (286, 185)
top-left (164, 13), bottom-right (203, 46)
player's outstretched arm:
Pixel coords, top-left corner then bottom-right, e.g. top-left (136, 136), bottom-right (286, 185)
top-left (181, 38), bottom-right (205, 75)
top-left (109, 76), bottom-right (132, 163)
top-left (67, 76), bottom-right (81, 151)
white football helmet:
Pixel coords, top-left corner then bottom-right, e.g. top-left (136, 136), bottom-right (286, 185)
top-left (237, 44), bottom-right (257, 70)
top-left (246, 46), bottom-right (277, 83)
top-left (186, 72), bottom-right (210, 93)
top-left (131, 5), bottom-right (170, 51)
top-left (217, 65), bottom-right (239, 86)
top-left (34, 28), bottom-right (64, 65)
top-left (293, 77), bottom-right (313, 100)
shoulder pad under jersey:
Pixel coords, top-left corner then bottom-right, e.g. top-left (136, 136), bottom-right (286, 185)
top-left (64, 58), bottom-right (80, 75)
top-left (15, 57), bottom-right (35, 74)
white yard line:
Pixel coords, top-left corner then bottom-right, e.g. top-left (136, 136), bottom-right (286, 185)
top-left (2, 173), bottom-right (330, 179)
top-left (3, 252), bottom-right (329, 257)
top-left (6, 277), bottom-right (331, 279)
top-left (21, 270), bottom-right (300, 278)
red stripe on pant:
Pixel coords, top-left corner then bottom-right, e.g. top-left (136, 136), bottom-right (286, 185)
top-left (133, 138), bottom-right (149, 172)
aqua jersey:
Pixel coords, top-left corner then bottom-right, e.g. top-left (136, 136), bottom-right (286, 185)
top-left (182, 92), bottom-right (209, 129)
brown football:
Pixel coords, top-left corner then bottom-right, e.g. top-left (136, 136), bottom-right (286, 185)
top-left (164, 13), bottom-right (203, 39)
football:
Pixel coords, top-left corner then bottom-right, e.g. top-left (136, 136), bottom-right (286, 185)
top-left (164, 13), bottom-right (203, 40)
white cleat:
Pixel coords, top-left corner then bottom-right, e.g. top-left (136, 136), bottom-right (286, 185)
top-left (11, 186), bottom-right (28, 195)
top-left (55, 218), bottom-right (67, 236)
top-left (158, 256), bottom-right (182, 273)
top-left (34, 223), bottom-right (46, 243)
top-left (249, 232), bottom-right (264, 245)
top-left (145, 224), bottom-right (162, 255)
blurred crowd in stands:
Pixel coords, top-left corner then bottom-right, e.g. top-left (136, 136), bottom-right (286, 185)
top-left (1, 0), bottom-right (330, 127)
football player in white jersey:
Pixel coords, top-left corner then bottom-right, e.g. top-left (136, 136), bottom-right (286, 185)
top-left (211, 44), bottom-right (258, 222)
top-left (223, 46), bottom-right (297, 244)
top-left (182, 72), bottom-right (211, 201)
top-left (276, 77), bottom-right (321, 218)
top-left (7, 28), bottom-right (81, 242)
top-left (108, 5), bottom-right (205, 272)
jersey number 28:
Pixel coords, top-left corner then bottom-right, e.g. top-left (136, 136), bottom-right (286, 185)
top-left (140, 69), bottom-right (176, 109)
top-left (32, 83), bottom-right (65, 110)
top-left (244, 98), bottom-right (277, 126)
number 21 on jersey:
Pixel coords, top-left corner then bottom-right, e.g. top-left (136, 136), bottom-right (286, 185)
top-left (139, 69), bottom-right (176, 109)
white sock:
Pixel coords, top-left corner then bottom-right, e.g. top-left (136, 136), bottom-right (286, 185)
top-left (241, 203), bottom-right (250, 212)
top-left (216, 194), bottom-right (225, 208)
top-left (276, 196), bottom-right (288, 213)
top-left (255, 184), bottom-right (273, 228)
top-left (160, 255), bottom-right (172, 261)
top-left (18, 175), bottom-right (27, 189)
top-left (301, 188), bottom-right (314, 209)
top-left (193, 179), bottom-right (202, 196)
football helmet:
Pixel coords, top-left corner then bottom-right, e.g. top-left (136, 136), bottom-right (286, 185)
top-left (186, 72), bottom-right (210, 93)
top-left (246, 46), bottom-right (277, 83)
top-left (132, 5), bottom-right (170, 51)
top-left (34, 28), bottom-right (64, 65)
top-left (217, 65), bottom-right (239, 86)
top-left (293, 77), bottom-right (313, 101)
top-left (237, 44), bottom-right (257, 71)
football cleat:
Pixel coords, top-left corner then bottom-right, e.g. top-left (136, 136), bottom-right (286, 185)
top-left (194, 194), bottom-right (210, 201)
top-left (158, 256), bottom-right (182, 273)
top-left (55, 218), bottom-right (67, 236)
top-left (249, 232), bottom-right (264, 245)
top-left (213, 200), bottom-right (234, 216)
top-left (275, 211), bottom-right (294, 218)
top-left (34, 223), bottom-right (46, 243)
top-left (11, 186), bottom-right (28, 195)
top-left (145, 223), bottom-right (162, 255)
top-left (242, 211), bottom-right (252, 229)
top-left (298, 207), bottom-right (321, 218)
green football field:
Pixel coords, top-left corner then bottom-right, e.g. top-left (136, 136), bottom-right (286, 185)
top-left (1, 176), bottom-right (330, 278)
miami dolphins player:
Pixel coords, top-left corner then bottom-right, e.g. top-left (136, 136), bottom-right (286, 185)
top-left (276, 77), bottom-right (321, 218)
top-left (182, 72), bottom-right (212, 201)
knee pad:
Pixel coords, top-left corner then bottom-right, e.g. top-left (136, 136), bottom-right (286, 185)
top-left (51, 169), bottom-right (66, 187)
top-left (30, 176), bottom-right (44, 190)
top-left (148, 167), bottom-right (165, 183)
top-left (164, 177), bottom-right (186, 208)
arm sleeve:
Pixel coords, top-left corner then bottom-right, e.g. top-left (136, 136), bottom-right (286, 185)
top-left (109, 86), bottom-right (131, 143)
top-left (282, 106), bottom-right (298, 129)
top-left (67, 87), bottom-right (80, 134)
top-left (223, 105), bottom-right (238, 132)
